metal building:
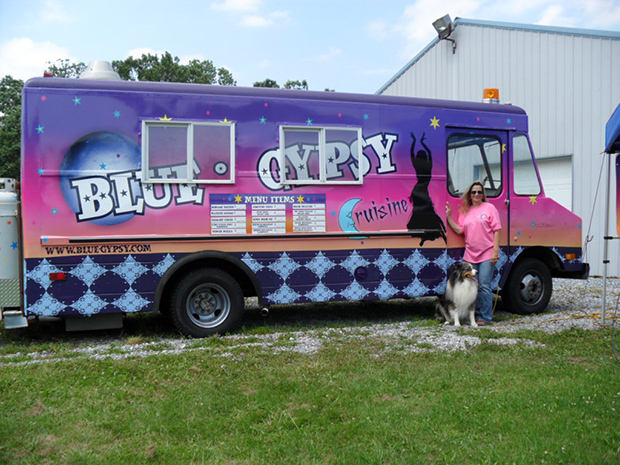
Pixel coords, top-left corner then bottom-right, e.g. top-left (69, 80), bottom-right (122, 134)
top-left (378, 18), bottom-right (620, 277)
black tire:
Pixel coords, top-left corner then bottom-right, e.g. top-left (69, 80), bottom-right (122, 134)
top-left (503, 258), bottom-right (552, 315)
top-left (169, 268), bottom-right (244, 337)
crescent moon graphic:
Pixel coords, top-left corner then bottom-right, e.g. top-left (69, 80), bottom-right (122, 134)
top-left (338, 198), bottom-right (367, 238)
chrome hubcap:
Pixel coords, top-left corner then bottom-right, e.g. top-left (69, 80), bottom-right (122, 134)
top-left (186, 283), bottom-right (231, 329)
top-left (519, 273), bottom-right (543, 305)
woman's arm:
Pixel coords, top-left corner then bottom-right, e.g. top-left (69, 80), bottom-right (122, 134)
top-left (491, 230), bottom-right (500, 265)
top-left (445, 202), bottom-right (463, 235)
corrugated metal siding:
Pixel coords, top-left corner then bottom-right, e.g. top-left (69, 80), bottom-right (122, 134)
top-left (380, 23), bottom-right (620, 277)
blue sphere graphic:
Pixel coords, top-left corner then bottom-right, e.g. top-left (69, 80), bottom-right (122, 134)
top-left (60, 132), bottom-right (141, 226)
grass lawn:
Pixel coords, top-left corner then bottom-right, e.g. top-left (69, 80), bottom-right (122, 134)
top-left (0, 309), bottom-right (619, 464)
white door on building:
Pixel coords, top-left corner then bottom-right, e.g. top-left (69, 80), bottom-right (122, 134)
top-left (536, 156), bottom-right (573, 210)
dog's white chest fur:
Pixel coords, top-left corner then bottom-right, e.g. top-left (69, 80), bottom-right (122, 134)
top-left (449, 278), bottom-right (478, 313)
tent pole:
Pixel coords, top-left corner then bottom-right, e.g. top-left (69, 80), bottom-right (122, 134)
top-left (602, 152), bottom-right (611, 324)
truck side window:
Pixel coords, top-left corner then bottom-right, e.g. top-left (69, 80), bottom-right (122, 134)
top-left (142, 121), bottom-right (235, 184)
top-left (447, 134), bottom-right (502, 197)
top-left (513, 134), bottom-right (542, 195)
top-left (280, 126), bottom-right (363, 185)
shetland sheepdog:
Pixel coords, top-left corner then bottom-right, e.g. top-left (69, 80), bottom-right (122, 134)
top-left (436, 262), bottom-right (479, 327)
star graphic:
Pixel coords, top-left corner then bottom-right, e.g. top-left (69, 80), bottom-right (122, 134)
top-left (10, 242), bottom-right (18, 250)
top-left (36, 125), bottom-right (44, 134)
top-left (220, 118), bottom-right (232, 124)
top-left (234, 195), bottom-right (243, 203)
top-left (259, 116), bottom-right (267, 124)
top-left (51, 208), bottom-right (58, 215)
top-left (430, 116), bottom-right (440, 129)
top-left (297, 195), bottom-right (305, 203)
top-left (114, 110), bottom-right (121, 118)
top-left (306, 118), bottom-right (313, 126)
top-left (502, 144), bottom-right (507, 153)
top-left (159, 114), bottom-right (172, 121)
top-left (100, 163), bottom-right (107, 170)
top-left (529, 196), bottom-right (538, 205)
top-left (507, 118), bottom-right (512, 124)
top-left (363, 114), bottom-right (369, 120)
top-left (38, 168), bottom-right (44, 175)
top-left (73, 97), bottom-right (81, 105)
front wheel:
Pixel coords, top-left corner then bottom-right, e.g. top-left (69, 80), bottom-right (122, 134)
top-left (503, 258), bottom-right (552, 315)
top-left (169, 268), bottom-right (244, 337)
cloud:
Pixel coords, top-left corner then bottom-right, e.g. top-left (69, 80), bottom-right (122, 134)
top-left (577, 0), bottom-right (620, 30)
top-left (536, 5), bottom-right (577, 27)
top-left (368, 20), bottom-right (390, 40)
top-left (211, 0), bottom-right (289, 28)
top-left (0, 38), bottom-right (75, 80)
top-left (40, 0), bottom-right (74, 23)
top-left (314, 46), bottom-right (344, 62)
top-left (242, 15), bottom-right (273, 27)
top-left (240, 10), bottom-right (290, 28)
top-left (211, 0), bottom-right (261, 13)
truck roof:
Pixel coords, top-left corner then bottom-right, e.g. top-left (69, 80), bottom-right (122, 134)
top-left (24, 77), bottom-right (527, 116)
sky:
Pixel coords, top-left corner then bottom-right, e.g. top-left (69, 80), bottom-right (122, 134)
top-left (1, 0), bottom-right (619, 94)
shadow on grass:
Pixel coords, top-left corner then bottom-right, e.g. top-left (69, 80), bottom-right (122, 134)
top-left (0, 296), bottom-right (443, 345)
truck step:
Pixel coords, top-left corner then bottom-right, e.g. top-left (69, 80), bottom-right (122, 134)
top-left (2, 310), bottom-right (28, 329)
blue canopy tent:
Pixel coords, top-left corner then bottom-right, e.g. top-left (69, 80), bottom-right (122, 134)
top-left (602, 104), bottom-right (620, 322)
top-left (605, 103), bottom-right (620, 153)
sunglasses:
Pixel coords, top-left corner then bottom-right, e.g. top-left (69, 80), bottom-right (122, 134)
top-left (470, 190), bottom-right (483, 195)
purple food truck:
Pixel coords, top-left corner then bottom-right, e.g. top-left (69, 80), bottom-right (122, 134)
top-left (0, 62), bottom-right (588, 336)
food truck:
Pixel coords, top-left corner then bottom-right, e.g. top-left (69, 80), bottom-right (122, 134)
top-left (0, 63), bottom-right (589, 336)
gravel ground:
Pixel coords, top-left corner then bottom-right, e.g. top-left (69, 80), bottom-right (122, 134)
top-left (1, 277), bottom-right (618, 366)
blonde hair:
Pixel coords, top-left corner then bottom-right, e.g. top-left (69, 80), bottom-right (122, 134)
top-left (459, 181), bottom-right (487, 213)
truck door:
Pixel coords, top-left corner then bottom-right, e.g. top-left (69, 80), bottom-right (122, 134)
top-left (445, 129), bottom-right (510, 263)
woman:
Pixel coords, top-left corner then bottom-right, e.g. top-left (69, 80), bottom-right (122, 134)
top-left (445, 181), bottom-right (501, 326)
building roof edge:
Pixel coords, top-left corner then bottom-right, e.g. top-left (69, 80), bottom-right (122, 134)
top-left (376, 17), bottom-right (620, 95)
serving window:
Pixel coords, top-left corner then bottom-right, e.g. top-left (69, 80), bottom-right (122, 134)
top-left (279, 125), bottom-right (363, 185)
top-left (142, 120), bottom-right (235, 184)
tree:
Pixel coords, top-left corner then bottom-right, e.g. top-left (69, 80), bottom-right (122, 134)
top-left (0, 76), bottom-right (23, 179)
top-left (253, 79), bottom-right (280, 88)
top-left (254, 79), bottom-right (314, 90)
top-left (112, 52), bottom-right (236, 85)
top-left (45, 58), bottom-right (86, 78)
top-left (283, 80), bottom-right (309, 90)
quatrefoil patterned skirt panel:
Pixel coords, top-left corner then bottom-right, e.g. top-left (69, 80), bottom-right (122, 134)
top-left (23, 245), bottom-right (582, 317)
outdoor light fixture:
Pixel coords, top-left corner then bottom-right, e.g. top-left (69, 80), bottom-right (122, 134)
top-left (432, 14), bottom-right (456, 54)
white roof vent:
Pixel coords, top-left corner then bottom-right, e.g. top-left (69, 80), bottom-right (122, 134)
top-left (80, 60), bottom-right (121, 80)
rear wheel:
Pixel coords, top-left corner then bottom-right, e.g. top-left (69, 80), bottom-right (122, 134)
top-left (169, 268), bottom-right (244, 337)
top-left (503, 258), bottom-right (552, 315)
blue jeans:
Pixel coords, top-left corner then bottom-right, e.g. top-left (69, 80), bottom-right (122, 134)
top-left (471, 260), bottom-right (494, 323)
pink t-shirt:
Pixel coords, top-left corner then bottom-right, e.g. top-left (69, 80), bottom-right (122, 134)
top-left (457, 202), bottom-right (501, 263)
